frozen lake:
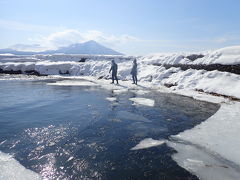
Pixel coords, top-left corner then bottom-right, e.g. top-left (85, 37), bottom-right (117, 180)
top-left (0, 75), bottom-right (219, 179)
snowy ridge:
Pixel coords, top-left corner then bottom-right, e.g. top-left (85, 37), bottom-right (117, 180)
top-left (140, 46), bottom-right (240, 65)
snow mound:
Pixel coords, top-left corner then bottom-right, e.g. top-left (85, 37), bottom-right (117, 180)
top-left (0, 151), bottom-right (41, 180)
top-left (141, 46), bottom-right (240, 65)
top-left (193, 46), bottom-right (240, 65)
top-left (131, 138), bottom-right (165, 150)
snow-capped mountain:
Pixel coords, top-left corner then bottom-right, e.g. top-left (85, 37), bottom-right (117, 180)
top-left (0, 40), bottom-right (123, 55)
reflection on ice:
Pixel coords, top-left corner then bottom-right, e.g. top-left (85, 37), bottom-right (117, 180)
top-left (116, 111), bottom-right (151, 122)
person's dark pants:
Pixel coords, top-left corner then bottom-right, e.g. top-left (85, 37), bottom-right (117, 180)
top-left (112, 73), bottom-right (118, 84)
top-left (132, 74), bottom-right (137, 84)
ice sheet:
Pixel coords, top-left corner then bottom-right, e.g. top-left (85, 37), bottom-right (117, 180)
top-left (169, 102), bottom-right (240, 178)
top-left (167, 141), bottom-right (240, 180)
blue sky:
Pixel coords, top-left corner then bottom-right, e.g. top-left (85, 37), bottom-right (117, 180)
top-left (1, 0), bottom-right (240, 55)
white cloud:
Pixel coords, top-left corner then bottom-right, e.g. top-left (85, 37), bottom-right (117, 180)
top-left (15, 29), bottom-right (139, 51)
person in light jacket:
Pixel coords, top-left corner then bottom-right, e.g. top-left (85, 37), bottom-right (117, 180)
top-left (130, 59), bottom-right (137, 85)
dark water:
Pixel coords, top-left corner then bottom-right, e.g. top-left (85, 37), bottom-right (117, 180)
top-left (0, 77), bottom-right (219, 179)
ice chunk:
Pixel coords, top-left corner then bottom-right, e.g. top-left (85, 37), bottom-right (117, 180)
top-left (129, 97), bottom-right (155, 107)
top-left (131, 138), bottom-right (165, 150)
top-left (106, 97), bottom-right (117, 101)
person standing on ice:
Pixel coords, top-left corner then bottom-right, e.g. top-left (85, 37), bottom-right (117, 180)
top-left (131, 59), bottom-right (138, 85)
top-left (109, 60), bottom-right (119, 84)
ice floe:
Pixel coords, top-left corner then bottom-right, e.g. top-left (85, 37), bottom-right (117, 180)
top-left (131, 138), bottom-right (165, 150)
top-left (129, 97), bottom-right (155, 107)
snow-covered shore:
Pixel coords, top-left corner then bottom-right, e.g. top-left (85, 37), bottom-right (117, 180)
top-left (1, 46), bottom-right (240, 100)
top-left (1, 46), bottom-right (240, 179)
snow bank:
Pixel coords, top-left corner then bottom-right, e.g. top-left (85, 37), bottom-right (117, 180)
top-left (1, 60), bottom-right (240, 99)
top-left (0, 151), bottom-right (41, 180)
top-left (34, 54), bottom-right (134, 62)
top-left (162, 69), bottom-right (240, 99)
top-left (131, 138), bottom-right (165, 150)
top-left (141, 46), bottom-right (240, 65)
top-left (193, 46), bottom-right (240, 65)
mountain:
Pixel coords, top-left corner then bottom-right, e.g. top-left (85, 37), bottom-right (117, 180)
top-left (44, 40), bottom-right (122, 55)
top-left (0, 41), bottom-right (123, 55)
top-left (0, 48), bottom-right (36, 55)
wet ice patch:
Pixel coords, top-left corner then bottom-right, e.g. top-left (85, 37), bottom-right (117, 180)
top-left (167, 141), bottom-right (240, 180)
top-left (0, 151), bottom-right (41, 180)
top-left (129, 97), bottom-right (155, 107)
top-left (131, 138), bottom-right (165, 150)
top-left (116, 111), bottom-right (151, 122)
top-left (47, 80), bottom-right (98, 86)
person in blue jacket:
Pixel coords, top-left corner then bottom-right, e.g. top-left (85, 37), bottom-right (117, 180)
top-left (109, 60), bottom-right (119, 84)
top-left (131, 59), bottom-right (138, 85)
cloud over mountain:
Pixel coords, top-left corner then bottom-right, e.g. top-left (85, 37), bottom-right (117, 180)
top-left (23, 29), bottom-right (139, 52)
